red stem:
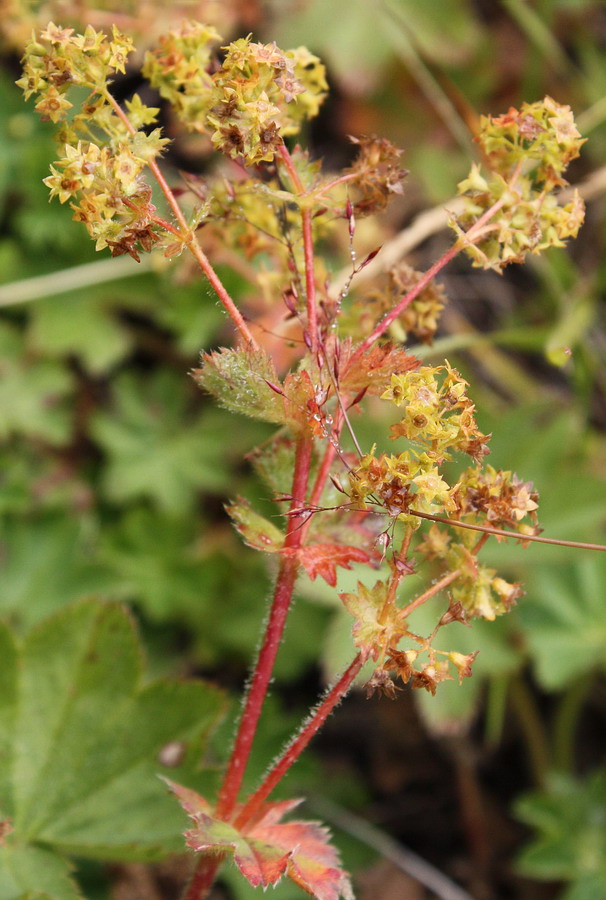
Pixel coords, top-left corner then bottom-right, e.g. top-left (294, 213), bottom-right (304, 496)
top-left (348, 185), bottom-right (515, 366)
top-left (234, 654), bottom-right (363, 829)
top-left (106, 92), bottom-right (258, 349)
top-left (182, 857), bottom-right (224, 900)
top-left (215, 436), bottom-right (314, 820)
top-left (278, 143), bottom-right (319, 355)
top-left (353, 242), bottom-right (460, 360)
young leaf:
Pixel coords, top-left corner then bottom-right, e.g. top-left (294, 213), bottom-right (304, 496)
top-left (339, 580), bottom-right (405, 661)
top-left (226, 498), bottom-right (285, 552)
top-left (193, 347), bottom-right (287, 425)
top-left (338, 341), bottom-right (418, 397)
top-left (285, 544), bottom-right (373, 587)
top-left (0, 599), bottom-right (225, 894)
top-left (167, 783), bottom-right (353, 900)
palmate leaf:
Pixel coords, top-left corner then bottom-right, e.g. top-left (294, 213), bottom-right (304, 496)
top-left (337, 341), bottom-right (418, 397)
top-left (90, 371), bottom-right (238, 514)
top-left (517, 556), bottom-right (606, 690)
top-left (340, 579), bottom-right (405, 661)
top-left (515, 771), bottom-right (606, 900)
top-left (0, 600), bottom-right (225, 900)
top-left (286, 544), bottom-right (374, 587)
top-left (167, 782), bottom-right (353, 900)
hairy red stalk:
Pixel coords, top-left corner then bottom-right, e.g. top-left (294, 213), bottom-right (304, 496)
top-left (182, 856), bottom-right (224, 900)
top-left (215, 436), bottom-right (314, 820)
top-left (278, 143), bottom-right (319, 355)
top-left (234, 654), bottom-right (364, 829)
top-left (348, 187), bottom-right (514, 364)
top-left (106, 92), bottom-right (258, 349)
top-left (353, 242), bottom-right (460, 359)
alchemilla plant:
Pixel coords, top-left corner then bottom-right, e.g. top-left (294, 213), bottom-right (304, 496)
top-left (7, 18), bottom-right (590, 900)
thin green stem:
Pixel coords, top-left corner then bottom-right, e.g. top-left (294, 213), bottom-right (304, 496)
top-left (410, 510), bottom-right (606, 552)
top-left (399, 569), bottom-right (462, 618)
top-left (509, 675), bottom-right (551, 788)
top-left (553, 672), bottom-right (593, 773)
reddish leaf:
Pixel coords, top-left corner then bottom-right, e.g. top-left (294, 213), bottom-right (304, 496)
top-left (166, 783), bottom-right (353, 900)
top-left (338, 340), bottom-right (418, 396)
top-left (282, 369), bottom-right (325, 437)
top-left (285, 544), bottom-right (372, 587)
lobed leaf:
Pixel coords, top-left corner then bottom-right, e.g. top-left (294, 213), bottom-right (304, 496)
top-left (168, 783), bottom-right (353, 900)
top-left (338, 341), bottom-right (418, 397)
top-left (0, 599), bottom-right (226, 900)
top-left (285, 544), bottom-right (373, 587)
top-left (193, 347), bottom-right (287, 425)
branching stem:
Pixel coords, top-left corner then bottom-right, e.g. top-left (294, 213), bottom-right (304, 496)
top-left (278, 143), bottom-right (319, 355)
top-left (215, 436), bottom-right (314, 821)
top-left (106, 92), bottom-right (258, 348)
top-left (234, 654), bottom-right (364, 829)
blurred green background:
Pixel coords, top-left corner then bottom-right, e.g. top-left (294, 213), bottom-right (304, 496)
top-left (1, 2), bottom-right (606, 899)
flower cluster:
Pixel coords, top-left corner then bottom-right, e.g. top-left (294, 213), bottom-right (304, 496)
top-left (339, 576), bottom-right (480, 697)
top-left (143, 25), bottom-right (327, 165)
top-left (18, 25), bottom-right (174, 259)
top-left (453, 97), bottom-right (585, 270)
top-left (347, 365), bottom-right (490, 528)
top-left (17, 22), bottom-right (135, 114)
top-left (344, 135), bottom-right (408, 215)
top-left (349, 449), bottom-right (456, 525)
top-left (454, 465), bottom-right (539, 531)
top-left (382, 364), bottom-right (490, 461)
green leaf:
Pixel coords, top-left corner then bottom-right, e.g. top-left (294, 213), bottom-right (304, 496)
top-left (90, 371), bottom-right (236, 513)
top-left (515, 771), bottom-right (606, 898)
top-left (0, 600), bottom-right (225, 879)
top-left (26, 293), bottom-right (132, 375)
top-left (517, 556), bottom-right (606, 690)
top-left (193, 347), bottom-right (287, 425)
top-left (0, 843), bottom-right (81, 900)
top-left (226, 498), bottom-right (285, 552)
top-left (0, 323), bottom-right (73, 446)
top-left (0, 514), bottom-right (117, 630)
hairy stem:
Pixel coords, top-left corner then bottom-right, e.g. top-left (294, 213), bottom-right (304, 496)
top-left (182, 856), bottom-right (224, 900)
top-left (278, 143), bottom-right (319, 355)
top-left (106, 92), bottom-right (258, 348)
top-left (348, 185), bottom-right (515, 364)
top-left (234, 654), bottom-right (364, 829)
top-left (215, 436), bottom-right (314, 820)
